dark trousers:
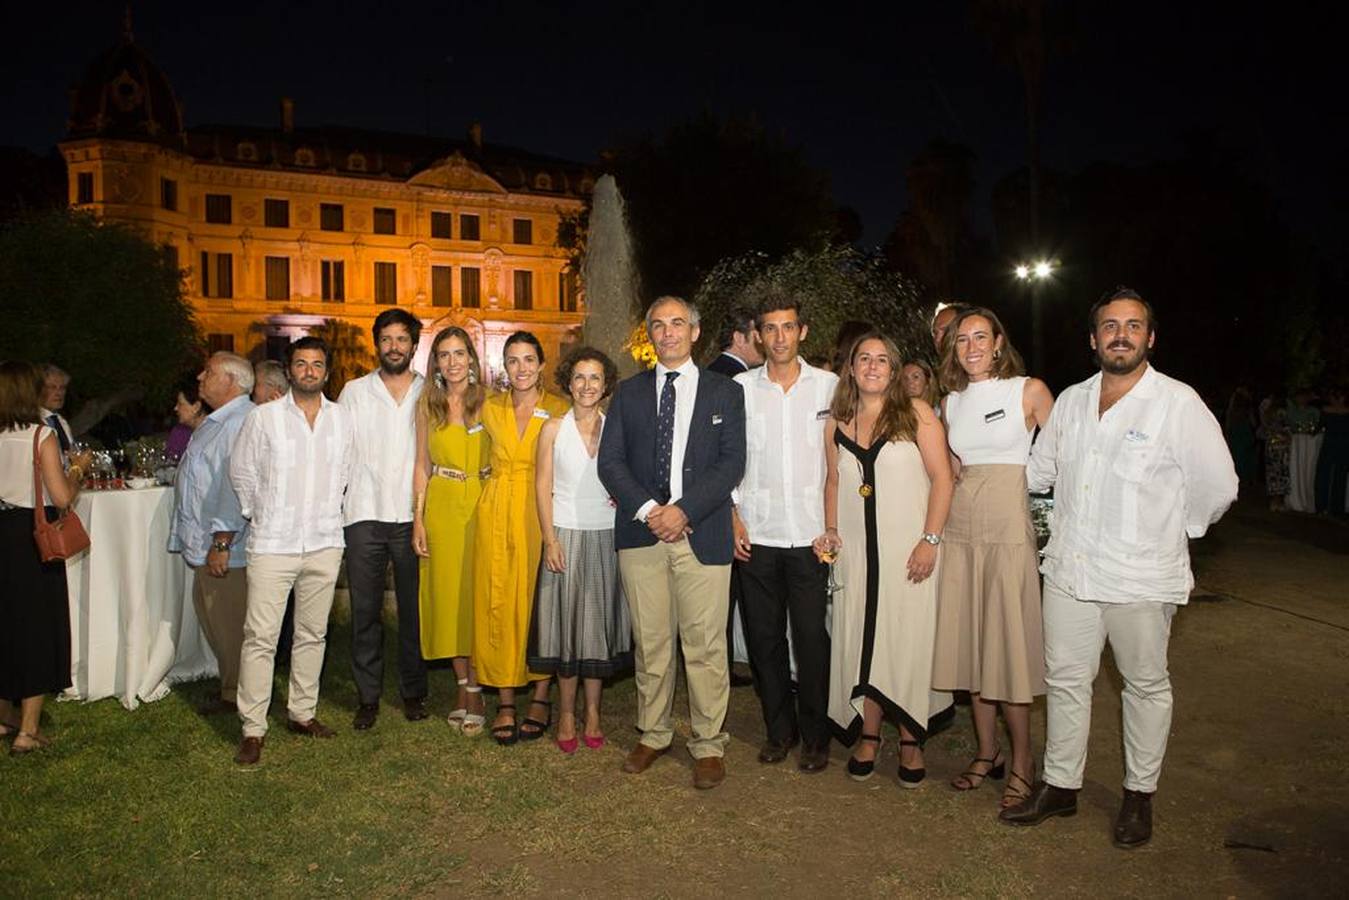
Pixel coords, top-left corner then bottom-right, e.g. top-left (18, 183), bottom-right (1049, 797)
top-left (345, 520), bottom-right (426, 704)
top-left (739, 544), bottom-right (831, 750)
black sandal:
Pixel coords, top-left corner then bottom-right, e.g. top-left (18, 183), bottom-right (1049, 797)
top-left (518, 698), bottom-right (552, 742)
top-left (1001, 769), bottom-right (1034, 809)
top-left (951, 747), bottom-right (1006, 791)
top-left (491, 703), bottom-right (518, 746)
top-left (898, 739), bottom-right (926, 789)
top-left (847, 733), bottom-right (883, 781)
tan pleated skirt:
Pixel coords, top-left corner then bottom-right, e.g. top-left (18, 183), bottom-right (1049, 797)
top-left (932, 464), bottom-right (1045, 703)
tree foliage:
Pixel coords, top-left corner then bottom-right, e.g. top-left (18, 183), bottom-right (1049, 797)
top-left (692, 245), bottom-right (931, 366)
top-left (0, 208), bottom-right (201, 423)
top-left (606, 112), bottom-right (840, 305)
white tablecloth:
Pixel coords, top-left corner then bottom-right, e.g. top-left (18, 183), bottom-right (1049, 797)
top-left (64, 486), bottom-right (217, 709)
top-left (1286, 433), bottom-right (1323, 513)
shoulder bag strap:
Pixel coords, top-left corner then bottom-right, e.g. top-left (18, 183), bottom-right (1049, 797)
top-left (32, 427), bottom-right (49, 535)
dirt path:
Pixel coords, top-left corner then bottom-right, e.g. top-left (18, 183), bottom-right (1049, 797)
top-left (434, 503), bottom-right (1348, 898)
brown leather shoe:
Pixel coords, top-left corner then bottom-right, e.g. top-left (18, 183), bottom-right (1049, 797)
top-left (621, 743), bottom-right (669, 774)
top-left (287, 717), bottom-right (336, 738)
top-left (234, 736), bottom-right (263, 765)
top-left (798, 745), bottom-right (830, 773)
top-left (999, 781), bottom-right (1078, 826)
top-left (693, 756), bottom-right (726, 789)
top-left (1113, 789), bottom-right (1154, 848)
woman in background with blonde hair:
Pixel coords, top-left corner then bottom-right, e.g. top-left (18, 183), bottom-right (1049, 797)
top-left (412, 327), bottom-right (489, 735)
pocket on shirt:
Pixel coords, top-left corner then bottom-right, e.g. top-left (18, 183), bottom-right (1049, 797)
top-left (747, 415), bottom-right (767, 453)
top-left (1111, 443), bottom-right (1156, 483)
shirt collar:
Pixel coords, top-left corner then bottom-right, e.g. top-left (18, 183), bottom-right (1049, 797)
top-left (656, 358), bottom-right (698, 380)
top-left (283, 390), bottom-right (333, 414)
top-left (206, 393), bottom-right (252, 422)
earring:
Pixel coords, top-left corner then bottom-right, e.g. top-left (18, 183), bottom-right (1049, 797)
top-left (993, 348), bottom-right (1002, 360)
top-left (468, 368), bottom-right (477, 385)
top-left (434, 372), bottom-right (446, 389)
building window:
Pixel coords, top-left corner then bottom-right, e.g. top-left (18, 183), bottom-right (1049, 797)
top-left (294, 148), bottom-right (316, 167)
top-left (374, 262), bottom-right (397, 305)
top-left (207, 333), bottom-right (234, 353)
top-left (164, 243), bottom-right (180, 273)
top-left (430, 211), bottom-right (452, 239)
top-left (461, 267), bottom-right (481, 308)
top-left (460, 214), bottom-right (480, 241)
top-left (76, 172), bottom-right (94, 204)
top-left (237, 142), bottom-right (258, 162)
top-left (205, 194), bottom-right (232, 225)
top-left (200, 251), bottom-right (234, 299)
top-left (347, 152), bottom-right (367, 172)
top-left (513, 270), bottom-right (533, 310)
top-left (321, 260), bottom-right (345, 302)
top-left (534, 173), bottom-right (553, 191)
top-left (513, 219), bottom-right (533, 245)
top-left (160, 177), bottom-right (177, 211)
top-left (265, 257), bottom-right (290, 300)
top-left (373, 207), bottom-right (396, 235)
top-left (320, 203), bottom-right (344, 232)
top-left (264, 198), bottom-right (289, 228)
top-left (559, 270), bottom-right (578, 312)
top-left (431, 265), bottom-right (453, 307)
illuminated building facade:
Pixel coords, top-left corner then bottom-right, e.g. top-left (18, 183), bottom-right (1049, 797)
top-left (59, 25), bottom-right (590, 381)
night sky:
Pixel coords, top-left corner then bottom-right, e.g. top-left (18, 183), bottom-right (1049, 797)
top-left (3, 1), bottom-right (1340, 251)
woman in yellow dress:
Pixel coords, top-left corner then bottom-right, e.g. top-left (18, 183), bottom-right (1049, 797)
top-left (474, 331), bottom-right (569, 744)
top-left (413, 327), bottom-right (490, 735)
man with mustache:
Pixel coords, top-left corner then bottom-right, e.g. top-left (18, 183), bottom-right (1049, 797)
top-left (1001, 287), bottom-right (1238, 848)
top-left (339, 309), bottom-right (429, 730)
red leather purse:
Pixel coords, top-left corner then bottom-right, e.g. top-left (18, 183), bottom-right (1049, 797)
top-left (31, 428), bottom-right (90, 562)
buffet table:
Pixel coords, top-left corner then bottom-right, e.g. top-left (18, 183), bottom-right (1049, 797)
top-left (63, 486), bottom-right (217, 709)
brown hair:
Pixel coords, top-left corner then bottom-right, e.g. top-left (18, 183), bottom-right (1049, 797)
top-left (939, 306), bottom-right (1026, 393)
top-left (902, 358), bottom-right (941, 408)
top-left (554, 346), bottom-right (618, 399)
top-left (0, 360), bottom-right (42, 432)
top-left (420, 327), bottom-right (485, 431)
top-left (830, 332), bottom-right (919, 444)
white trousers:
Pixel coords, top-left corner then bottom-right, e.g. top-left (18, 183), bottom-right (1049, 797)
top-left (1042, 580), bottom-right (1176, 793)
top-left (237, 548), bottom-right (344, 738)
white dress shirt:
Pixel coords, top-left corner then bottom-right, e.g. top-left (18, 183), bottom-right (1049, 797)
top-left (229, 391), bottom-right (356, 556)
top-left (168, 394), bottom-right (253, 567)
top-left (635, 357), bottom-right (700, 521)
top-left (735, 359), bottom-right (838, 546)
top-left (338, 370), bottom-right (424, 526)
top-left (1027, 365), bottom-right (1238, 604)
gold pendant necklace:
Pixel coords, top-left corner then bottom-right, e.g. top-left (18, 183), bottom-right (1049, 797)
top-left (851, 418), bottom-right (874, 498)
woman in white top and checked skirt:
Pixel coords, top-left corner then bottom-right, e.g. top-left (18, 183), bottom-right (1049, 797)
top-left (528, 348), bottom-right (632, 754)
top-left (933, 307), bottom-right (1054, 809)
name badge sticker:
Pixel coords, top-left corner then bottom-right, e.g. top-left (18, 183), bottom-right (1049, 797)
top-left (711, 414), bottom-right (723, 425)
top-left (532, 408), bottom-right (551, 420)
top-left (984, 408), bottom-right (1006, 424)
top-left (1125, 429), bottom-right (1149, 443)
top-left (467, 423), bottom-right (484, 434)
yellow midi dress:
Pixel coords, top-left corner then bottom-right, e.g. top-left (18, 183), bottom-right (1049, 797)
top-left (419, 421), bottom-right (489, 659)
top-left (472, 390), bottom-right (570, 687)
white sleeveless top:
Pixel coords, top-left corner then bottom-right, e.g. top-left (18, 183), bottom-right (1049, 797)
top-left (0, 424), bottom-right (54, 508)
top-left (552, 410), bottom-right (614, 530)
top-left (945, 376), bottom-right (1033, 466)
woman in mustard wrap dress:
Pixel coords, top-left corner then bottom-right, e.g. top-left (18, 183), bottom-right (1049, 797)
top-left (474, 331), bottom-right (569, 744)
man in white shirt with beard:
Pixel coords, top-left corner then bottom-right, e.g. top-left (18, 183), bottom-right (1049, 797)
top-left (732, 294), bottom-right (837, 772)
top-left (1001, 287), bottom-right (1237, 848)
top-left (340, 309), bottom-right (427, 729)
top-left (230, 336), bottom-right (356, 766)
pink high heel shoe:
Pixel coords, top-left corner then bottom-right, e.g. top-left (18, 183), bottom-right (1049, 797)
top-left (582, 734), bottom-right (606, 750)
top-left (556, 736), bottom-right (579, 754)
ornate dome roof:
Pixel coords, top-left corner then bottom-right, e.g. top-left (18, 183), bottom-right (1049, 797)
top-left (67, 18), bottom-right (184, 146)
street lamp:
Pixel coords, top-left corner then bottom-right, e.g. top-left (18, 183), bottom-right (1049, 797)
top-left (1013, 259), bottom-right (1058, 375)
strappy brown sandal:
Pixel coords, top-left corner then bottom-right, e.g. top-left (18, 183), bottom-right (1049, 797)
top-left (951, 747), bottom-right (1006, 791)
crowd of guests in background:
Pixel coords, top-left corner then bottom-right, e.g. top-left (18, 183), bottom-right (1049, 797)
top-left (2, 287), bottom-right (1247, 850)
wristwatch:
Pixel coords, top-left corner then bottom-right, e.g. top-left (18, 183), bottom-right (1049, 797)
top-left (210, 539), bottom-right (233, 553)
top-left (921, 532), bottom-right (942, 546)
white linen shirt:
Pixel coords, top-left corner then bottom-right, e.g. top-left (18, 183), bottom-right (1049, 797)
top-left (168, 394), bottom-right (253, 567)
top-left (1027, 365), bottom-right (1238, 605)
top-left (338, 370), bottom-right (424, 525)
top-left (734, 359), bottom-right (838, 546)
top-left (635, 357), bottom-right (700, 522)
top-left (229, 391), bottom-right (356, 556)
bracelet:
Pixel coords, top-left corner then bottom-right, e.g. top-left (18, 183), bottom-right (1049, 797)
top-left (211, 540), bottom-right (232, 553)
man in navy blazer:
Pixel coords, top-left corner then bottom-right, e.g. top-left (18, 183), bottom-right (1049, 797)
top-left (598, 295), bottom-right (746, 789)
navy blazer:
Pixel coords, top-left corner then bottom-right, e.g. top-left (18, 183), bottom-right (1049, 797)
top-left (598, 366), bottom-right (746, 566)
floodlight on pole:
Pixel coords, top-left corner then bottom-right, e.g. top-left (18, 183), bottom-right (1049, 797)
top-left (1014, 264), bottom-right (1031, 280)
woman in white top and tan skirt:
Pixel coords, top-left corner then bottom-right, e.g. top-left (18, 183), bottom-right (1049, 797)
top-left (934, 307), bottom-right (1054, 809)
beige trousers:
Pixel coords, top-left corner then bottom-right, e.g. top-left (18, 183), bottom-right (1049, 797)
top-left (237, 548), bottom-right (344, 738)
top-left (618, 539), bottom-right (731, 759)
top-left (190, 565), bottom-right (248, 702)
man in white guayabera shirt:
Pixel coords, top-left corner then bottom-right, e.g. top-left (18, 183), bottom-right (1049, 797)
top-left (229, 336), bottom-right (356, 766)
top-left (1000, 287), bottom-right (1237, 848)
top-left (340, 309), bottom-right (427, 730)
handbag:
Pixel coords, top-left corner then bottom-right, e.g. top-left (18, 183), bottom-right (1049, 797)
top-left (31, 427), bottom-right (91, 562)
